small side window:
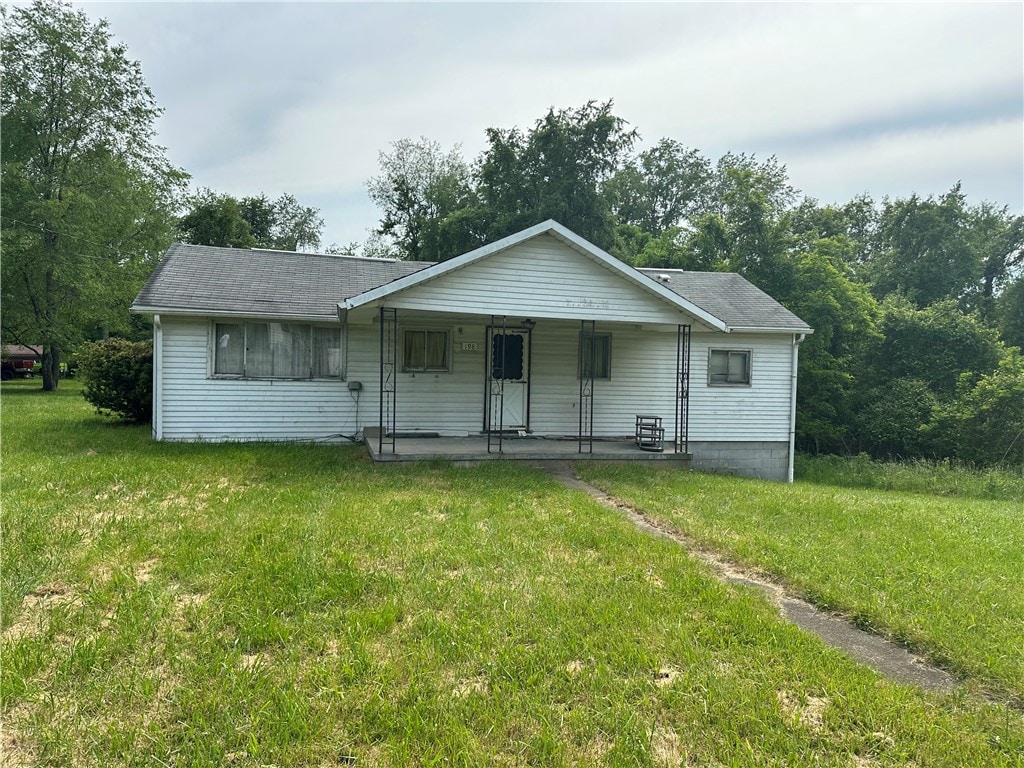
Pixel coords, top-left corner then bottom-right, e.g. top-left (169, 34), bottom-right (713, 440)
top-left (709, 349), bottom-right (751, 385)
top-left (579, 332), bottom-right (612, 380)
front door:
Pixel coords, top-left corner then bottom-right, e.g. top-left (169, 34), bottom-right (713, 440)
top-left (486, 329), bottom-right (530, 431)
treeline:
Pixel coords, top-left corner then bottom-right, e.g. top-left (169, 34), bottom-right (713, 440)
top-left (363, 101), bottom-right (1024, 467)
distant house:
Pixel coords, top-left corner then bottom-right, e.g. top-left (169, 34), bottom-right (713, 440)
top-left (1, 344), bottom-right (41, 379)
top-left (131, 220), bottom-right (812, 480)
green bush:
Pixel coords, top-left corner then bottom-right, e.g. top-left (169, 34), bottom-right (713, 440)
top-left (78, 339), bottom-right (153, 423)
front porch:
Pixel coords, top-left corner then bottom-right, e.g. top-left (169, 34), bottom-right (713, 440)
top-left (363, 428), bottom-right (692, 464)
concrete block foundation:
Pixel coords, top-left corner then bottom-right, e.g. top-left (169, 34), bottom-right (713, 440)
top-left (687, 440), bottom-right (790, 481)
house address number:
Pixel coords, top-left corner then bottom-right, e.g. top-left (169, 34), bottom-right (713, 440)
top-left (461, 342), bottom-right (479, 351)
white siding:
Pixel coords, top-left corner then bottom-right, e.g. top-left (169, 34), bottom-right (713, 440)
top-left (381, 234), bottom-right (697, 326)
top-left (689, 333), bottom-right (794, 442)
top-left (157, 317), bottom-right (795, 445)
top-left (160, 317), bottom-right (356, 441)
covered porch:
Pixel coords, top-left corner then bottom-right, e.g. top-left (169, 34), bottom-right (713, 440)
top-left (363, 427), bottom-right (692, 463)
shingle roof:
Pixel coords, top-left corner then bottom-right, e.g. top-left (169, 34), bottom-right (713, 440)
top-left (638, 269), bottom-right (812, 333)
top-left (132, 243), bottom-right (433, 320)
top-left (133, 241), bottom-right (811, 333)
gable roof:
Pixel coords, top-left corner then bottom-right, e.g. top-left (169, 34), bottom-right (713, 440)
top-left (638, 269), bottom-right (812, 333)
top-left (131, 243), bottom-right (431, 320)
top-left (132, 225), bottom-right (812, 334)
top-left (341, 220), bottom-right (730, 331)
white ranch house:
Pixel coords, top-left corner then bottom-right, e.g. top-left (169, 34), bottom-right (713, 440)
top-left (132, 221), bottom-right (812, 480)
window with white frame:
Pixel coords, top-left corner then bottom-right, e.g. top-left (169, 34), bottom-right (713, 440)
top-left (402, 329), bottom-right (450, 372)
top-left (708, 349), bottom-right (751, 385)
top-left (578, 332), bottom-right (612, 380)
top-left (213, 322), bottom-right (343, 379)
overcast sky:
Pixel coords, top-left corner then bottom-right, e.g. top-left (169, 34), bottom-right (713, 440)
top-left (74, 1), bottom-right (1023, 250)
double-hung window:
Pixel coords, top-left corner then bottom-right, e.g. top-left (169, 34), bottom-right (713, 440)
top-left (213, 322), bottom-right (343, 379)
top-left (402, 329), bottom-right (450, 372)
top-left (578, 332), bottom-right (612, 380)
top-left (708, 349), bottom-right (751, 385)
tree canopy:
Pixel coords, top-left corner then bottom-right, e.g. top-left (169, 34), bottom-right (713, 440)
top-left (1, 0), bottom-right (186, 389)
top-left (178, 189), bottom-right (324, 252)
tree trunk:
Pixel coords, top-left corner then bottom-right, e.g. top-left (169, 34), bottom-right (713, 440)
top-left (42, 343), bottom-right (60, 391)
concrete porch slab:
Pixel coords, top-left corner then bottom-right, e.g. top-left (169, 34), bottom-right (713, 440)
top-left (363, 428), bottom-right (691, 464)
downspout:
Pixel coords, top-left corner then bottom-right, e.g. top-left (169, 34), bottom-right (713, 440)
top-left (787, 332), bottom-right (806, 483)
top-left (152, 314), bottom-right (163, 441)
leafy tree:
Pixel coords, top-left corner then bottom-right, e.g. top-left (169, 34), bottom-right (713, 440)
top-left (996, 274), bottom-right (1024, 350)
top-left (239, 193), bottom-right (276, 245)
top-left (687, 157), bottom-right (798, 299)
top-left (268, 192), bottom-right (324, 251)
top-left (476, 100), bottom-right (637, 249)
top-left (604, 139), bottom-right (711, 236)
top-left (869, 185), bottom-right (981, 307)
top-left (970, 204), bottom-right (1024, 317)
top-left (180, 190), bottom-right (324, 251)
top-left (927, 350), bottom-right (1024, 467)
top-left (366, 137), bottom-right (478, 261)
top-left (786, 236), bottom-right (880, 453)
top-left (1, 0), bottom-right (186, 390)
top-left (867, 296), bottom-right (1003, 399)
top-left (855, 378), bottom-right (937, 459)
top-left (179, 189), bottom-right (255, 248)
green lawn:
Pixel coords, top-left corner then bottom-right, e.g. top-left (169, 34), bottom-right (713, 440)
top-left (2, 380), bottom-right (1023, 767)
top-left (578, 462), bottom-right (1024, 706)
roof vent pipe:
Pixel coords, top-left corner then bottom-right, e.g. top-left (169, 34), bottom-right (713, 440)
top-left (657, 274), bottom-right (671, 283)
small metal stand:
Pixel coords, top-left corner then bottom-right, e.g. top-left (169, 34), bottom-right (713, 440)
top-left (635, 414), bottom-right (665, 452)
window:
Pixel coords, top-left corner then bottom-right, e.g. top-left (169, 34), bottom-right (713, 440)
top-left (709, 349), bottom-right (750, 385)
top-left (578, 332), bottom-right (611, 380)
top-left (402, 329), bottom-right (449, 372)
top-left (213, 322), bottom-right (343, 379)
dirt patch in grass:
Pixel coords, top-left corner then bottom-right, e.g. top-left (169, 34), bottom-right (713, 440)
top-left (3, 582), bottom-right (81, 642)
top-left (655, 665), bottom-right (681, 687)
top-left (777, 690), bottom-right (829, 731)
top-left (452, 674), bottom-right (489, 698)
top-left (651, 723), bottom-right (684, 767)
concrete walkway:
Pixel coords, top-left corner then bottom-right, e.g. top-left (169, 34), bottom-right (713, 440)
top-left (543, 462), bottom-right (957, 694)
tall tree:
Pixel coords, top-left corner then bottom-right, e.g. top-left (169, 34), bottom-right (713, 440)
top-left (1, 0), bottom-right (186, 390)
top-left (268, 192), bottom-right (324, 251)
top-left (179, 190), bottom-right (325, 251)
top-left (476, 100), bottom-right (637, 249)
top-left (868, 184), bottom-right (981, 307)
top-left (366, 137), bottom-right (478, 261)
top-left (179, 189), bottom-right (255, 248)
top-left (604, 139), bottom-right (711, 236)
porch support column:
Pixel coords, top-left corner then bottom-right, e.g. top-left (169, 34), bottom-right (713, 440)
top-left (579, 319), bottom-right (595, 454)
top-left (486, 314), bottom-right (507, 454)
top-left (675, 323), bottom-right (691, 453)
top-left (379, 306), bottom-right (398, 454)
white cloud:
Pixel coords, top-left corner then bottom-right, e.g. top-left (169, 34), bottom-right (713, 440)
top-left (76, 1), bottom-right (1023, 246)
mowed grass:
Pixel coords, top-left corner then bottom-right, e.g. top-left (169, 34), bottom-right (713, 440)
top-left (578, 462), bottom-right (1024, 706)
top-left (1, 380), bottom-right (1022, 766)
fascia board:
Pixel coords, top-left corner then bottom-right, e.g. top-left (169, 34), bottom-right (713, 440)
top-left (130, 306), bottom-right (336, 323)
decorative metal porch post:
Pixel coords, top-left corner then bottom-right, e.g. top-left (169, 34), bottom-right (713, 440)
top-left (486, 314), bottom-right (507, 454)
top-left (675, 324), bottom-right (691, 453)
top-left (379, 306), bottom-right (397, 454)
top-left (579, 319), bottom-right (595, 454)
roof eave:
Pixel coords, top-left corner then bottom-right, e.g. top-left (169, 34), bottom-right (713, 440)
top-left (726, 325), bottom-right (815, 335)
top-left (130, 305), bottom-right (338, 323)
